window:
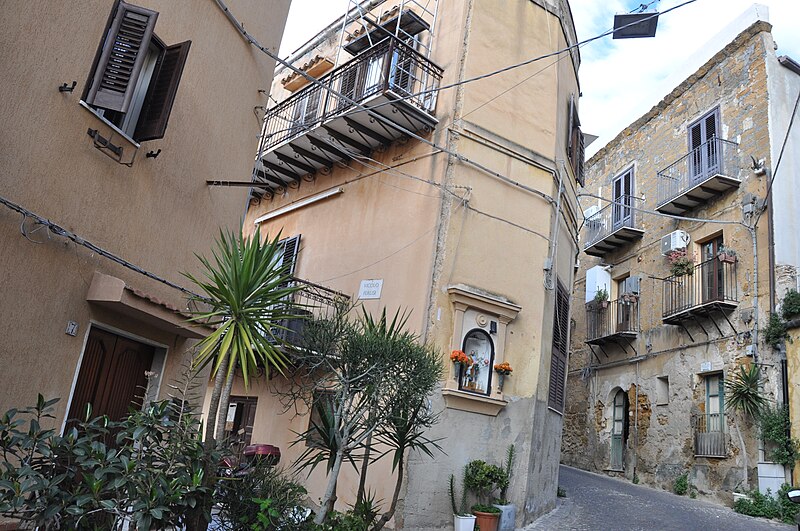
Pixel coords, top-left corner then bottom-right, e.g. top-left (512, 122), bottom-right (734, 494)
top-left (656, 376), bottom-right (669, 405)
top-left (224, 396), bottom-right (258, 449)
top-left (277, 235), bottom-right (301, 277)
top-left (307, 390), bottom-right (336, 448)
top-left (696, 372), bottom-right (726, 457)
top-left (612, 168), bottom-right (634, 230)
top-left (567, 95), bottom-right (585, 186)
top-left (458, 329), bottom-right (495, 396)
top-left (548, 280), bottom-right (570, 412)
top-left (83, 1), bottom-right (191, 142)
top-left (688, 107), bottom-right (720, 184)
top-left (701, 235), bottom-right (725, 303)
top-left (610, 389), bottom-right (629, 470)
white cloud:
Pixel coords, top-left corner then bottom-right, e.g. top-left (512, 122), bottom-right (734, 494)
top-left (572, 0), bottom-right (800, 156)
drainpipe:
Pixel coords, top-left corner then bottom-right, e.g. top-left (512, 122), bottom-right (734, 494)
top-left (545, 162), bottom-right (567, 291)
top-left (633, 361), bottom-right (639, 481)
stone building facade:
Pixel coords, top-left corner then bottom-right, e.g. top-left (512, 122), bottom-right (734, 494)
top-left (562, 19), bottom-right (800, 503)
top-left (205, 0), bottom-right (584, 527)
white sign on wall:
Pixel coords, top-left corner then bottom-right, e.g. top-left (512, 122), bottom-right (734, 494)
top-left (358, 279), bottom-right (383, 300)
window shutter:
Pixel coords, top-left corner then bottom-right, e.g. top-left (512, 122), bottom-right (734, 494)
top-left (576, 129), bottom-right (586, 187)
top-left (86, 2), bottom-right (158, 113)
top-left (567, 95), bottom-right (575, 154)
top-left (280, 235), bottom-right (301, 276)
top-left (548, 281), bottom-right (571, 412)
top-left (134, 40), bottom-right (191, 141)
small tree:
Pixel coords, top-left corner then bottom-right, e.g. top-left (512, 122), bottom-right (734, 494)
top-left (725, 363), bottom-right (767, 489)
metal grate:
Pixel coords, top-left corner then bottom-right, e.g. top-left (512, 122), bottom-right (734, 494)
top-left (694, 413), bottom-right (726, 457)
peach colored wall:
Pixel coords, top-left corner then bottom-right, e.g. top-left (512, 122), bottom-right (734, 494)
top-left (0, 0), bottom-right (289, 423)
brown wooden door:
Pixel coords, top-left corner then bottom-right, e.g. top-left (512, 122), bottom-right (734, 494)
top-left (67, 328), bottom-right (155, 426)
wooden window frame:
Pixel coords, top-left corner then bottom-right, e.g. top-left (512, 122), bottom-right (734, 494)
top-left (567, 95), bottom-right (585, 187)
top-left (83, 1), bottom-right (191, 143)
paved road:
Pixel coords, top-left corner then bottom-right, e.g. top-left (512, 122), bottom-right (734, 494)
top-left (524, 465), bottom-right (794, 531)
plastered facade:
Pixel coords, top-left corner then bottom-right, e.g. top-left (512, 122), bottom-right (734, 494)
top-left (563, 21), bottom-right (800, 504)
top-left (223, 0), bottom-right (583, 527)
top-left (0, 0), bottom-right (289, 428)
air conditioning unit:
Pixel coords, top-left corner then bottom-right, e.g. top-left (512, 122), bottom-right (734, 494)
top-left (661, 230), bottom-right (690, 255)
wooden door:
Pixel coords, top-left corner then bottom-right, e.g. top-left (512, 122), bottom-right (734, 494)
top-left (67, 328), bottom-right (155, 426)
top-left (612, 170), bottom-right (633, 230)
top-left (610, 390), bottom-right (628, 470)
top-left (702, 236), bottom-right (724, 303)
top-left (688, 109), bottom-right (720, 184)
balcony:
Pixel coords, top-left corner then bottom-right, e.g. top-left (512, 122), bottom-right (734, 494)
top-left (275, 277), bottom-right (350, 348)
top-left (694, 413), bottom-right (726, 457)
top-left (254, 38), bottom-right (443, 192)
top-left (662, 257), bottom-right (738, 323)
top-left (655, 138), bottom-right (740, 215)
top-left (586, 297), bottom-right (640, 345)
top-left (583, 195), bottom-right (644, 257)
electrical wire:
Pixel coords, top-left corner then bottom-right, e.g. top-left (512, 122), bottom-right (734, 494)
top-left (577, 192), bottom-right (746, 226)
top-left (0, 194), bottom-right (206, 300)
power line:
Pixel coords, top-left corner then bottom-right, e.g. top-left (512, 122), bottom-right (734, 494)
top-left (0, 194), bottom-right (205, 300)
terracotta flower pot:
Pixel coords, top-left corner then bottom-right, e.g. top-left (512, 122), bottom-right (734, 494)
top-left (472, 510), bottom-right (500, 531)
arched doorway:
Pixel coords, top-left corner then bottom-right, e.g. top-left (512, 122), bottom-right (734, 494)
top-left (611, 389), bottom-right (629, 470)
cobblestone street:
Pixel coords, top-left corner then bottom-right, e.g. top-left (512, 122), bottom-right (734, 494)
top-left (524, 465), bottom-right (795, 531)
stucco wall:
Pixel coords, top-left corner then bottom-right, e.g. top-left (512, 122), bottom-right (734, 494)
top-left (0, 0), bottom-right (289, 422)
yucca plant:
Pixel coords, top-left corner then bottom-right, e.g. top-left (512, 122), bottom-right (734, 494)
top-left (183, 229), bottom-right (302, 443)
top-left (725, 364), bottom-right (767, 418)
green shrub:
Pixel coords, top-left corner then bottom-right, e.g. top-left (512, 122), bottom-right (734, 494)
top-left (733, 485), bottom-right (800, 524)
top-left (759, 405), bottom-right (800, 468)
top-left (557, 486), bottom-right (567, 497)
top-left (782, 289), bottom-right (800, 320)
top-left (464, 460), bottom-right (507, 505)
top-left (765, 313), bottom-right (788, 349)
top-left (0, 390), bottom-right (217, 530)
top-left (673, 472), bottom-right (689, 496)
top-left (215, 460), bottom-right (309, 530)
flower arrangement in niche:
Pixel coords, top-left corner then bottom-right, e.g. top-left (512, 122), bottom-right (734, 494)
top-left (667, 248), bottom-right (695, 277)
top-left (450, 350), bottom-right (471, 365)
top-left (493, 362), bottom-right (513, 376)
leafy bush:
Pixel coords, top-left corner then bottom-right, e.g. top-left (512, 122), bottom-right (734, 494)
top-left (464, 460), bottom-right (507, 506)
top-left (215, 460), bottom-right (310, 530)
top-left (673, 472), bottom-right (689, 496)
top-left (557, 486), bottom-right (567, 497)
top-left (765, 313), bottom-right (788, 349)
top-left (782, 289), bottom-right (800, 320)
top-left (0, 388), bottom-right (216, 530)
top-left (471, 504), bottom-right (501, 513)
top-left (759, 405), bottom-right (800, 468)
top-left (733, 485), bottom-right (799, 524)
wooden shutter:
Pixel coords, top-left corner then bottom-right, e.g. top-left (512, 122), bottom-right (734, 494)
top-left (86, 2), bottom-right (158, 113)
top-left (548, 281), bottom-right (571, 412)
top-left (134, 40), bottom-right (191, 141)
top-left (280, 235), bottom-right (301, 276)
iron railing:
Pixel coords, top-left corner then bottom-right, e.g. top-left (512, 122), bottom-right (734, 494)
top-left (662, 257), bottom-right (738, 319)
top-left (656, 138), bottom-right (739, 207)
top-left (586, 297), bottom-right (640, 342)
top-left (584, 195), bottom-right (642, 249)
top-left (263, 38), bottom-right (443, 151)
top-left (274, 277), bottom-right (350, 347)
top-left (694, 413), bottom-right (726, 457)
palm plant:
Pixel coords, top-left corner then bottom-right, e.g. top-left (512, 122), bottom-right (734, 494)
top-left (725, 364), bottom-right (767, 418)
top-left (183, 229), bottom-right (301, 444)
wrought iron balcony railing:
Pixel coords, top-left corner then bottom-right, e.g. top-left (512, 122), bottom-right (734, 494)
top-left (262, 37), bottom-right (442, 152)
top-left (656, 138), bottom-right (740, 214)
top-left (583, 195), bottom-right (644, 257)
top-left (274, 277), bottom-right (350, 347)
top-left (694, 413), bottom-right (726, 457)
top-left (662, 257), bottom-right (738, 322)
top-left (586, 297), bottom-right (640, 344)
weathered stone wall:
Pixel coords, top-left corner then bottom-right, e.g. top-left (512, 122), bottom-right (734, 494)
top-left (562, 22), bottom-right (784, 504)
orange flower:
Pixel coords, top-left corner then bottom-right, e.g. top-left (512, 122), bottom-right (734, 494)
top-left (450, 350), bottom-right (470, 364)
top-left (494, 362), bottom-right (513, 375)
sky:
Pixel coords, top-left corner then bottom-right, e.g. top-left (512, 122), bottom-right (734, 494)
top-left (277, 1), bottom-right (800, 156)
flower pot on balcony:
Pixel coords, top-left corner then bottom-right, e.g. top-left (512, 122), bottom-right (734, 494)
top-left (718, 254), bottom-right (736, 264)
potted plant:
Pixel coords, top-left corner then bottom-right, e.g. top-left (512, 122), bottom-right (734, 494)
top-left (451, 349), bottom-right (470, 377)
top-left (666, 248), bottom-right (694, 277)
top-left (493, 445), bottom-right (516, 531)
top-left (621, 291), bottom-right (639, 303)
top-left (594, 287), bottom-right (609, 309)
top-left (449, 473), bottom-right (476, 531)
top-left (464, 460), bottom-right (506, 531)
top-left (717, 245), bottom-right (737, 263)
top-left (493, 362), bottom-right (513, 393)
